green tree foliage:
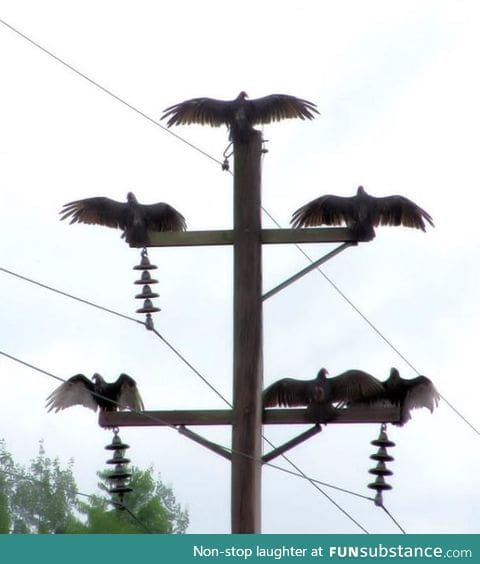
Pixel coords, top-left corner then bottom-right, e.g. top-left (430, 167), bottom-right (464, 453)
top-left (68, 466), bottom-right (189, 534)
top-left (0, 440), bottom-right (14, 534)
top-left (0, 493), bottom-right (10, 534)
top-left (0, 440), bottom-right (188, 534)
top-left (1, 440), bottom-right (78, 534)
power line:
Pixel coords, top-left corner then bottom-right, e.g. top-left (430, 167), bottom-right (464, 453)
top-left (0, 17), bottom-right (467, 533)
top-left (0, 343), bottom-right (402, 534)
top-left (0, 467), bottom-right (153, 533)
top-left (4, 463), bottom-right (405, 535)
top-left (0, 264), bottom-right (402, 533)
top-left (149, 328), bottom-right (371, 533)
top-left (0, 467), bottom-right (90, 499)
top-left (0, 262), bottom-right (379, 531)
top-left (0, 265), bottom-right (390, 508)
top-left (0, 264), bottom-right (373, 508)
top-left (380, 504), bottom-right (406, 535)
top-left (261, 208), bottom-right (480, 437)
top-left (2, 15), bottom-right (475, 438)
top-left (0, 346), bottom-right (372, 504)
top-left (2, 257), bottom-right (478, 441)
top-left (0, 349), bottom-right (192, 432)
top-left (151, 328), bottom-right (231, 406)
top-left (0, 18), bottom-right (223, 168)
top-left (437, 394), bottom-right (479, 436)
top-left (0, 348), bottom-right (377, 533)
top-left (0, 266), bottom-right (142, 326)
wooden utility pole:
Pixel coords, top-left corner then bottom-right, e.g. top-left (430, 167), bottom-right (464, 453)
top-left (231, 131), bottom-right (263, 533)
top-left (99, 126), bottom-right (402, 533)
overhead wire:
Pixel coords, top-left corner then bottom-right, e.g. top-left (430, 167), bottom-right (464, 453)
top-left (261, 208), bottom-right (480, 437)
top-left (0, 266), bottom-right (142, 326)
top-left (149, 327), bottom-right (374, 532)
top-left (380, 504), bottom-right (407, 535)
top-left (0, 467), bottom-right (154, 533)
top-left (0, 257), bottom-right (378, 532)
top-left (0, 17), bottom-right (462, 532)
top-left (0, 260), bottom-right (377, 531)
top-left (0, 347), bottom-right (376, 533)
top-left (149, 329), bottom-right (371, 533)
top-left (1, 15), bottom-right (474, 437)
top-left (0, 18), bottom-right (223, 169)
top-left (0, 18), bottom-right (435, 532)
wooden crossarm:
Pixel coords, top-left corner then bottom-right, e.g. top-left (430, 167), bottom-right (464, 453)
top-left (99, 405), bottom-right (401, 428)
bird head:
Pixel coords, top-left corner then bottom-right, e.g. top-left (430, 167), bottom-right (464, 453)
top-left (92, 373), bottom-right (106, 385)
top-left (126, 192), bottom-right (138, 203)
top-left (316, 367), bottom-right (329, 380)
top-left (237, 91), bottom-right (248, 101)
top-left (357, 186), bottom-right (367, 195)
top-left (389, 367), bottom-right (400, 380)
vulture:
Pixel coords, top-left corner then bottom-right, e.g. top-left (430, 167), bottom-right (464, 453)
top-left (46, 373), bottom-right (144, 413)
top-left (161, 91), bottom-right (319, 142)
top-left (60, 192), bottom-right (186, 246)
top-left (381, 367), bottom-right (440, 425)
top-left (290, 185), bottom-right (434, 241)
top-left (263, 367), bottom-right (385, 408)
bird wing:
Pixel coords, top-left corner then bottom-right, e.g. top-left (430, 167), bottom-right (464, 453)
top-left (246, 94), bottom-right (319, 125)
top-left (328, 370), bottom-right (385, 404)
top-left (290, 194), bottom-right (357, 228)
top-left (370, 195), bottom-right (435, 230)
top-left (161, 97), bottom-right (234, 128)
top-left (116, 374), bottom-right (144, 411)
top-left (263, 378), bottom-right (315, 407)
top-left (60, 197), bottom-right (129, 230)
top-left (45, 375), bottom-right (97, 413)
top-left (403, 376), bottom-right (440, 414)
top-left (142, 202), bottom-right (187, 232)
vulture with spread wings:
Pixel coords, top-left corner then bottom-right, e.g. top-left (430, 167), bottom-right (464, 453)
top-left (60, 191), bottom-right (186, 246)
top-left (46, 373), bottom-right (144, 413)
top-left (161, 91), bottom-right (319, 142)
top-left (263, 368), bottom-right (384, 408)
top-left (380, 367), bottom-right (440, 425)
top-left (291, 185), bottom-right (434, 241)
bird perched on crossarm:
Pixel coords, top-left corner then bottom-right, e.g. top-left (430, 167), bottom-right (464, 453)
top-left (291, 185), bottom-right (434, 241)
top-left (263, 367), bottom-right (385, 408)
top-left (262, 369), bottom-right (326, 408)
top-left (60, 191), bottom-right (186, 246)
top-left (161, 91), bottom-right (319, 143)
top-left (45, 373), bottom-right (144, 413)
top-left (380, 367), bottom-right (440, 425)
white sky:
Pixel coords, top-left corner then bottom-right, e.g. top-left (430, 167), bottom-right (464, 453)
top-left (0, 0), bottom-right (479, 534)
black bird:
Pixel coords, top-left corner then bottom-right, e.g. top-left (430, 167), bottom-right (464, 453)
top-left (161, 91), bottom-right (319, 142)
top-left (262, 369), bottom-right (326, 408)
top-left (290, 185), bottom-right (434, 241)
top-left (263, 367), bottom-right (385, 408)
top-left (46, 373), bottom-right (144, 413)
top-left (381, 367), bottom-right (440, 425)
top-left (60, 192), bottom-right (186, 246)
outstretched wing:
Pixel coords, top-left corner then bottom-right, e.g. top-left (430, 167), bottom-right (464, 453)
top-left (46, 374), bottom-right (97, 413)
top-left (161, 97), bottom-right (234, 128)
top-left (263, 378), bottom-right (316, 407)
top-left (403, 376), bottom-right (440, 414)
top-left (328, 369), bottom-right (385, 404)
top-left (115, 373), bottom-right (144, 411)
top-left (245, 94), bottom-right (319, 125)
top-left (371, 195), bottom-right (434, 230)
top-left (290, 194), bottom-right (357, 228)
top-left (142, 202), bottom-right (187, 232)
top-left (382, 372), bottom-right (440, 425)
top-left (60, 197), bottom-right (129, 230)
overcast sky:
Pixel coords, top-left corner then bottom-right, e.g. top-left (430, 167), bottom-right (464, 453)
top-left (0, 0), bottom-right (479, 534)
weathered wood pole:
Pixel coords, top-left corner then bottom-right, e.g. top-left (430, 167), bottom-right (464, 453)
top-left (231, 130), bottom-right (263, 533)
